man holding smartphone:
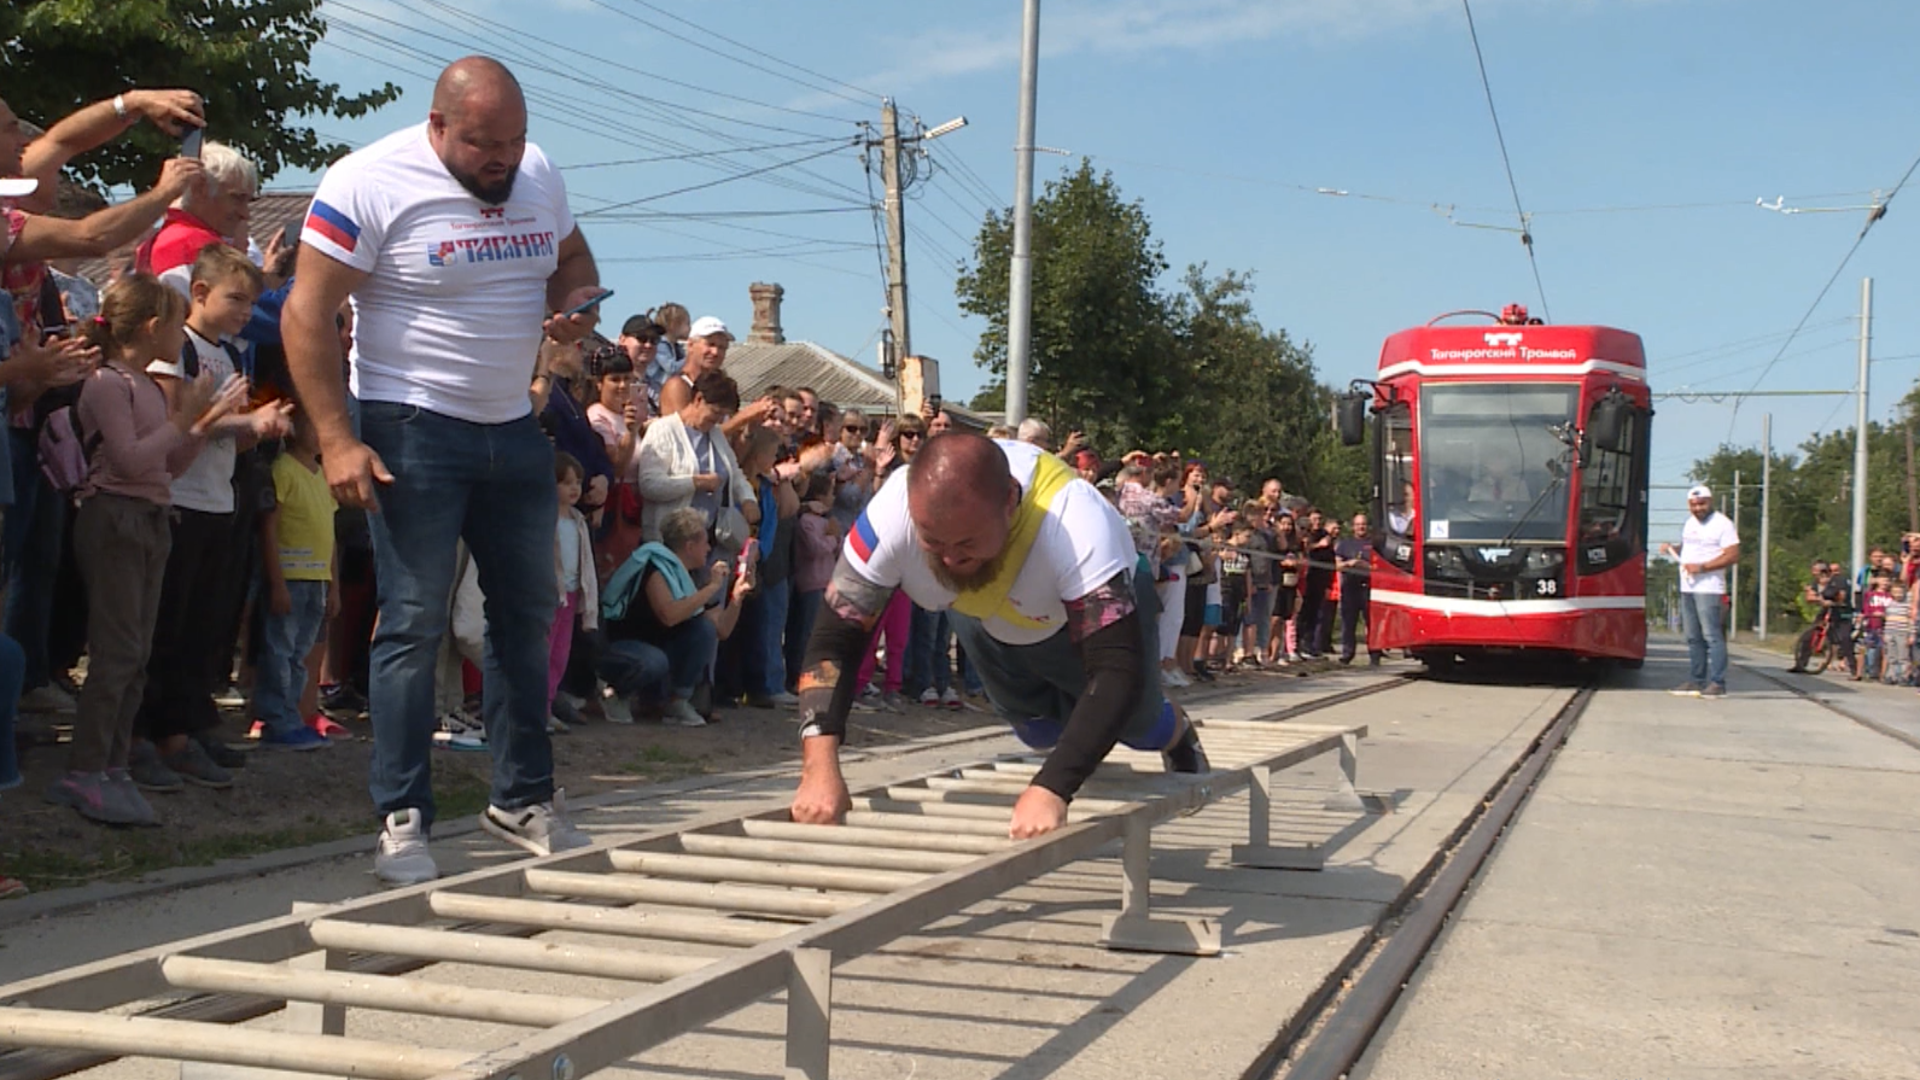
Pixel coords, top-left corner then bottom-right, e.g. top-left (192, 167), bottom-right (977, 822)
top-left (283, 56), bottom-right (605, 884)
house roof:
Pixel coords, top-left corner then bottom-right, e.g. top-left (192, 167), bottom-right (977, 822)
top-left (65, 189), bottom-right (312, 286)
top-left (724, 340), bottom-right (989, 428)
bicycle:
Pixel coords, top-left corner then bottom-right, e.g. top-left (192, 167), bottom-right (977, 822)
top-left (1791, 609), bottom-right (1858, 675)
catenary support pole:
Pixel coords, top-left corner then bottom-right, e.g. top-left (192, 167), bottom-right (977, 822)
top-left (1004, 0), bottom-right (1041, 426)
top-left (1760, 413), bottom-right (1772, 640)
top-left (1853, 277), bottom-right (1872, 584)
top-left (1731, 469), bottom-right (1740, 640)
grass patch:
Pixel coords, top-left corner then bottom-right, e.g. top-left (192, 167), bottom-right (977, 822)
top-left (616, 743), bottom-right (706, 781)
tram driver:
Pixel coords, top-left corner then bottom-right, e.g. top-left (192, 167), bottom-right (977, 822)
top-left (787, 432), bottom-right (1211, 839)
top-left (1467, 450), bottom-right (1532, 504)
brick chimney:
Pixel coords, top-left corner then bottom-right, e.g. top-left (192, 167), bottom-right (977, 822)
top-left (748, 282), bottom-right (785, 344)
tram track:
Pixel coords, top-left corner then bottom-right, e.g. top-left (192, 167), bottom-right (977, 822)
top-left (1736, 657), bottom-right (1920, 753)
top-left (1251, 676), bottom-right (1600, 1080)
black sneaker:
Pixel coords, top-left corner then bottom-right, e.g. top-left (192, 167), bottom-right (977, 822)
top-left (1700, 682), bottom-right (1727, 699)
top-left (193, 731), bottom-right (248, 769)
top-left (163, 738), bottom-right (234, 789)
top-left (1162, 725), bottom-right (1211, 774)
top-left (320, 684), bottom-right (370, 719)
top-left (128, 740), bottom-right (184, 793)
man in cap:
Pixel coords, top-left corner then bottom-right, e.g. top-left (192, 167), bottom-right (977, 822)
top-left (657, 315), bottom-right (731, 416)
top-left (1658, 484), bottom-right (1739, 698)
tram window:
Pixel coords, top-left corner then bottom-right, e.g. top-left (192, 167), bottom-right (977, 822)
top-left (1382, 404), bottom-right (1413, 535)
top-left (1578, 406), bottom-right (1642, 569)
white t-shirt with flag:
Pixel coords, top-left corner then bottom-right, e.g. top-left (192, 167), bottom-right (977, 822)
top-left (843, 440), bottom-right (1136, 646)
top-left (301, 122), bottom-right (574, 425)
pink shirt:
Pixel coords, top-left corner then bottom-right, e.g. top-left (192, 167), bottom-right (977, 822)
top-left (77, 364), bottom-right (203, 506)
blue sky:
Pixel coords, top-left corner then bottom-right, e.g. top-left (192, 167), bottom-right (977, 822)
top-left (292, 0), bottom-right (1920, 533)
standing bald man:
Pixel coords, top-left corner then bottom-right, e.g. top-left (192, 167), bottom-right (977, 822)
top-left (284, 57), bottom-right (604, 883)
top-left (791, 433), bottom-right (1209, 839)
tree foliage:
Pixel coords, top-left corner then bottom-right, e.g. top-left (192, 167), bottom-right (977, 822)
top-left (0, 0), bottom-right (400, 190)
top-left (956, 161), bottom-right (1368, 513)
top-left (1683, 381), bottom-right (1920, 633)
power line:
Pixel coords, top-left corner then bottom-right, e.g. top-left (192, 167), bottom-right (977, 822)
top-left (1460, 0), bottom-right (1547, 320)
top-left (587, 0), bottom-right (875, 108)
top-left (575, 142), bottom-right (863, 217)
top-left (618, 0), bottom-right (883, 105)
top-left (1728, 142), bottom-right (1920, 438)
top-left (562, 137), bottom-right (849, 171)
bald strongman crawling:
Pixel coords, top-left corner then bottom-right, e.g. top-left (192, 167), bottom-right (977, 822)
top-left (790, 433), bottom-right (1209, 838)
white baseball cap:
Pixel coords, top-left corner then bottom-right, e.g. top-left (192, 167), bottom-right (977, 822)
top-left (0, 177), bottom-right (40, 198)
top-left (1687, 484), bottom-right (1712, 500)
top-left (688, 315), bottom-right (731, 340)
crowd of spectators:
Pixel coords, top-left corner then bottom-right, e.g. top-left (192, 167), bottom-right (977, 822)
top-left (0, 79), bottom-right (1375, 899)
top-left (1793, 543), bottom-right (1920, 685)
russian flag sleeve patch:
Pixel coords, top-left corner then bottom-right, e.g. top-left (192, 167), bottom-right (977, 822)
top-left (305, 200), bottom-right (361, 253)
top-left (848, 511), bottom-right (879, 565)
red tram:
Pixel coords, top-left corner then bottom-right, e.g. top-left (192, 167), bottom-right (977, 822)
top-left (1336, 306), bottom-right (1651, 668)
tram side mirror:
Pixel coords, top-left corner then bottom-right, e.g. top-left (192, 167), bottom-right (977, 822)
top-left (1334, 393), bottom-right (1368, 447)
top-left (1587, 396), bottom-right (1633, 454)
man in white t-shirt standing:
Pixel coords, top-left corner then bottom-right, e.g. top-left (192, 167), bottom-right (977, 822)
top-left (282, 57), bottom-right (606, 883)
top-left (788, 433), bottom-right (1210, 840)
top-left (1658, 484), bottom-right (1740, 699)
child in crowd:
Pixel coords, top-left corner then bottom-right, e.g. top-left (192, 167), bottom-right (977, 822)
top-left (251, 412), bottom-right (337, 750)
top-left (51, 274), bottom-right (244, 825)
top-left (550, 453), bottom-right (600, 733)
top-left (134, 245), bottom-right (293, 791)
top-left (789, 471), bottom-right (839, 693)
top-left (1219, 516), bottom-right (1254, 667)
top-left (1883, 581), bottom-right (1911, 685)
top-left (1860, 574), bottom-right (1892, 682)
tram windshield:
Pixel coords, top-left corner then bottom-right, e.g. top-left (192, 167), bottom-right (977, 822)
top-left (1418, 384), bottom-right (1577, 543)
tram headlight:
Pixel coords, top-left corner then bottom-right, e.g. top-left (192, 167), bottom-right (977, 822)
top-left (1524, 548), bottom-right (1565, 572)
top-left (1425, 547), bottom-right (1466, 575)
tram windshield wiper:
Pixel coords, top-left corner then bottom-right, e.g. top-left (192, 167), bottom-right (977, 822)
top-left (1495, 438), bottom-right (1574, 549)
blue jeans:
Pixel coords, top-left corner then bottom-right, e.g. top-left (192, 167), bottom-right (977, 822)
top-left (3, 449), bottom-right (63, 690)
top-left (357, 402), bottom-right (558, 825)
top-left (1679, 589), bottom-right (1728, 687)
top-left (906, 604), bottom-right (937, 696)
top-left (654, 615), bottom-right (718, 699)
top-left (918, 607), bottom-right (982, 695)
top-left (255, 581), bottom-right (328, 737)
top-left (0, 632), bottom-right (23, 789)
top-left (751, 577), bottom-right (790, 697)
top-left (596, 638), bottom-right (670, 705)
top-left (785, 588), bottom-right (822, 692)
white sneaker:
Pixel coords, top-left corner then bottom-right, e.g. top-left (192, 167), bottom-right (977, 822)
top-left (600, 691), bottom-right (635, 724)
top-left (434, 713), bottom-right (487, 750)
top-left (557, 691), bottom-right (587, 712)
top-left (546, 713), bottom-right (571, 734)
top-left (663, 698), bottom-right (707, 727)
top-left (213, 684), bottom-right (248, 709)
top-left (17, 684), bottom-right (76, 714)
top-left (374, 809), bottom-right (438, 885)
top-left (942, 688), bottom-right (962, 710)
top-left (769, 690), bottom-right (800, 707)
top-left (482, 790), bottom-right (593, 856)
top-left (918, 687), bottom-right (940, 706)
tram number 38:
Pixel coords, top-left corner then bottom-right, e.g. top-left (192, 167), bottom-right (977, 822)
top-left (1535, 578), bottom-right (1560, 597)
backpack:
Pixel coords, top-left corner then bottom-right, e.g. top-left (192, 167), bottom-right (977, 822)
top-left (38, 396), bottom-right (100, 494)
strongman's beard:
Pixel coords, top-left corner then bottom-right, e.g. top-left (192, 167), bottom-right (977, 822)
top-left (926, 545), bottom-right (1010, 593)
top-left (451, 165), bottom-right (516, 205)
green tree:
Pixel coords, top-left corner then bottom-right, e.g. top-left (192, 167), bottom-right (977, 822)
top-left (0, 0), bottom-right (399, 189)
top-left (955, 160), bottom-right (1178, 450)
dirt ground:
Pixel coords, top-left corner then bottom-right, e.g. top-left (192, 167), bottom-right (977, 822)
top-left (0, 695), bottom-right (995, 894)
top-left (0, 657), bottom-right (1291, 895)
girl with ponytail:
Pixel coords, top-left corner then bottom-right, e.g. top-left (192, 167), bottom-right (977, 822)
top-left (47, 273), bottom-right (247, 826)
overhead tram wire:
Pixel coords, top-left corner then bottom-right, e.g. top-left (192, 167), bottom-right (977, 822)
top-left (563, 138), bottom-right (851, 171)
top-left (1460, 0), bottom-right (1548, 320)
top-left (611, 0), bottom-right (882, 107)
top-left (1728, 143), bottom-right (1920, 439)
top-left (575, 142), bottom-right (864, 217)
top-left (321, 13), bottom-right (871, 208)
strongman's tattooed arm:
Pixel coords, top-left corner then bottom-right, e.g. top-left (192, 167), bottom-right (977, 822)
top-left (1035, 571), bottom-right (1147, 800)
top-left (796, 554), bottom-right (894, 742)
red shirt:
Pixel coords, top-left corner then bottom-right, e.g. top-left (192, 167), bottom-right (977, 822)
top-left (136, 207), bottom-right (225, 281)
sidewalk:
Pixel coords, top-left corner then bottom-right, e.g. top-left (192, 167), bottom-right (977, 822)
top-left (1355, 641), bottom-right (1920, 1080)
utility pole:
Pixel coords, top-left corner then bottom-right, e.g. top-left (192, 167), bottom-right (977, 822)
top-left (1730, 470), bottom-right (1741, 640)
top-left (1906, 420), bottom-right (1916, 533)
top-left (1853, 277), bottom-right (1872, 584)
top-left (1760, 413), bottom-right (1772, 640)
top-left (1005, 0), bottom-right (1042, 426)
top-left (879, 99), bottom-right (911, 383)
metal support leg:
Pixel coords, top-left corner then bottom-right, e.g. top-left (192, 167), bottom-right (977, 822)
top-left (784, 948), bottom-right (832, 1080)
top-left (1323, 733), bottom-right (1367, 813)
top-left (181, 903), bottom-right (345, 1080)
top-left (1099, 817), bottom-right (1220, 956)
top-left (1231, 764), bottom-right (1325, 871)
